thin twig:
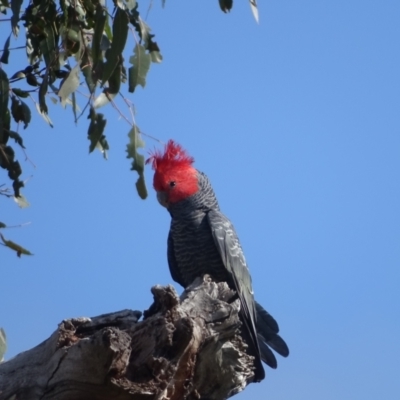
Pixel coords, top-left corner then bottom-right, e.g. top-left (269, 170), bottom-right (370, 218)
top-left (3, 45), bottom-right (25, 51)
top-left (144, 0), bottom-right (154, 21)
top-left (1, 221), bottom-right (32, 229)
top-left (118, 92), bottom-right (163, 143)
top-left (22, 147), bottom-right (36, 168)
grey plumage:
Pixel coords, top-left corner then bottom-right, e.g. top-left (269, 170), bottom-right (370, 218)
top-left (166, 171), bottom-right (288, 381)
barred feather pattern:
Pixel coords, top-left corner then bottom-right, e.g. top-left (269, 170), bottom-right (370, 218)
top-left (166, 171), bottom-right (289, 381)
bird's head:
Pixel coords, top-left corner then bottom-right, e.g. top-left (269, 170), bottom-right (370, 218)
top-left (147, 140), bottom-right (199, 208)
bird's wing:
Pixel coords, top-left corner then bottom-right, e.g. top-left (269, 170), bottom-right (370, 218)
top-left (207, 210), bottom-right (265, 379)
top-left (167, 228), bottom-right (185, 287)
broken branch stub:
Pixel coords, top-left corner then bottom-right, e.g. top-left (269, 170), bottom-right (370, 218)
top-left (0, 276), bottom-right (257, 400)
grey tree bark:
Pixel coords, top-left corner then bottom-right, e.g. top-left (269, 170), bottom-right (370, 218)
top-left (0, 276), bottom-right (258, 400)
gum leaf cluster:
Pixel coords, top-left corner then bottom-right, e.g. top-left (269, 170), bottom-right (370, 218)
top-left (0, 0), bottom-right (163, 201)
top-left (0, 0), bottom-right (259, 257)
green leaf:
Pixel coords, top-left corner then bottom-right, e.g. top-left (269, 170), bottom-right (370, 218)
top-left (219, 0), bottom-right (233, 13)
top-left (39, 73), bottom-right (48, 114)
top-left (66, 26), bottom-right (80, 43)
top-left (93, 91), bottom-right (115, 109)
top-left (107, 62), bottom-right (121, 95)
top-left (92, 4), bottom-right (107, 66)
top-left (150, 50), bottom-right (163, 64)
top-left (58, 64), bottom-right (80, 107)
top-left (93, 60), bottom-right (121, 108)
top-left (1, 0), bottom-right (10, 9)
top-left (0, 222), bottom-right (6, 228)
top-left (26, 73), bottom-right (39, 87)
top-left (104, 14), bottom-right (113, 40)
top-left (0, 233), bottom-right (33, 257)
top-left (0, 6), bottom-right (7, 15)
top-left (12, 178), bottom-right (23, 198)
top-left (87, 108), bottom-right (108, 158)
top-left (11, 88), bottom-right (30, 98)
top-left (10, 70), bottom-right (25, 79)
top-left (138, 17), bottom-right (151, 45)
top-left (0, 68), bottom-right (9, 142)
top-left (8, 130), bottom-right (25, 148)
top-left (124, 0), bottom-right (136, 10)
top-left (0, 34), bottom-right (11, 64)
top-left (128, 44), bottom-right (151, 92)
top-left (20, 100), bottom-right (31, 128)
top-left (80, 47), bottom-right (96, 93)
top-left (135, 174), bottom-right (147, 200)
top-left (0, 328), bottom-right (6, 362)
top-left (71, 91), bottom-right (77, 122)
top-left (13, 193), bottom-right (29, 208)
top-left (101, 7), bottom-right (129, 85)
top-left (0, 68), bottom-right (9, 118)
top-left (69, 0), bottom-right (86, 20)
top-left (10, 0), bottom-right (23, 36)
top-left (81, 0), bottom-right (95, 14)
top-left (39, 25), bottom-right (57, 69)
top-left (126, 124), bottom-right (147, 199)
top-left (249, 0), bottom-right (259, 23)
top-left (11, 97), bottom-right (31, 128)
top-left (35, 102), bottom-right (53, 127)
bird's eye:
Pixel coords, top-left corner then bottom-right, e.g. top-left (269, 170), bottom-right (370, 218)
top-left (169, 181), bottom-right (176, 188)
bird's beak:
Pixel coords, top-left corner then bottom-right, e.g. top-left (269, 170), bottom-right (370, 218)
top-left (156, 191), bottom-right (169, 208)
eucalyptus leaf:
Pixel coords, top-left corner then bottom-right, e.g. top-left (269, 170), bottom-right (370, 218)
top-left (93, 91), bottom-right (116, 109)
top-left (0, 0), bottom-right (9, 9)
top-left (11, 97), bottom-right (31, 128)
top-left (11, 88), bottom-right (30, 98)
top-left (87, 108), bottom-right (108, 158)
top-left (101, 7), bottom-right (129, 85)
top-left (249, 0), bottom-right (259, 23)
top-left (39, 73), bottom-right (49, 114)
top-left (58, 64), bottom-right (80, 107)
top-left (92, 4), bottom-right (107, 66)
top-left (107, 63), bottom-right (121, 95)
top-left (10, 0), bottom-right (23, 36)
top-left (10, 70), bottom-right (26, 79)
top-left (126, 124), bottom-right (147, 199)
top-left (128, 44), bottom-right (151, 92)
top-left (138, 17), bottom-right (150, 45)
top-left (39, 25), bottom-right (57, 69)
top-left (35, 102), bottom-right (53, 127)
top-left (0, 232), bottom-right (33, 256)
top-left (0, 34), bottom-right (11, 64)
top-left (20, 100), bottom-right (31, 128)
top-left (219, 0), bottom-right (233, 13)
top-left (124, 0), bottom-right (136, 10)
top-left (0, 328), bottom-right (6, 362)
top-left (13, 193), bottom-right (30, 208)
top-left (71, 91), bottom-right (77, 122)
top-left (0, 68), bottom-right (9, 129)
top-left (80, 47), bottom-right (96, 93)
top-left (8, 131), bottom-right (25, 148)
top-left (150, 50), bottom-right (163, 64)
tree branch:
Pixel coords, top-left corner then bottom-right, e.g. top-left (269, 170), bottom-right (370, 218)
top-left (0, 276), bottom-right (257, 400)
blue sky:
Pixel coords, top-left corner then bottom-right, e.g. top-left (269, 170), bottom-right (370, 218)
top-left (1, 1), bottom-right (400, 399)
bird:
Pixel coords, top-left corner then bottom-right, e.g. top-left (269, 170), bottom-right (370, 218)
top-left (147, 140), bottom-right (288, 381)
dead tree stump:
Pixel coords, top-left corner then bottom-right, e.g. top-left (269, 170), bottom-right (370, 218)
top-left (0, 276), bottom-right (258, 400)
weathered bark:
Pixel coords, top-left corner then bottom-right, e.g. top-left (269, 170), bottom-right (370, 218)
top-left (0, 276), bottom-right (258, 400)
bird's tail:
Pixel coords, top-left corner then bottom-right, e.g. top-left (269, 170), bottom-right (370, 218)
top-left (255, 301), bottom-right (289, 369)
